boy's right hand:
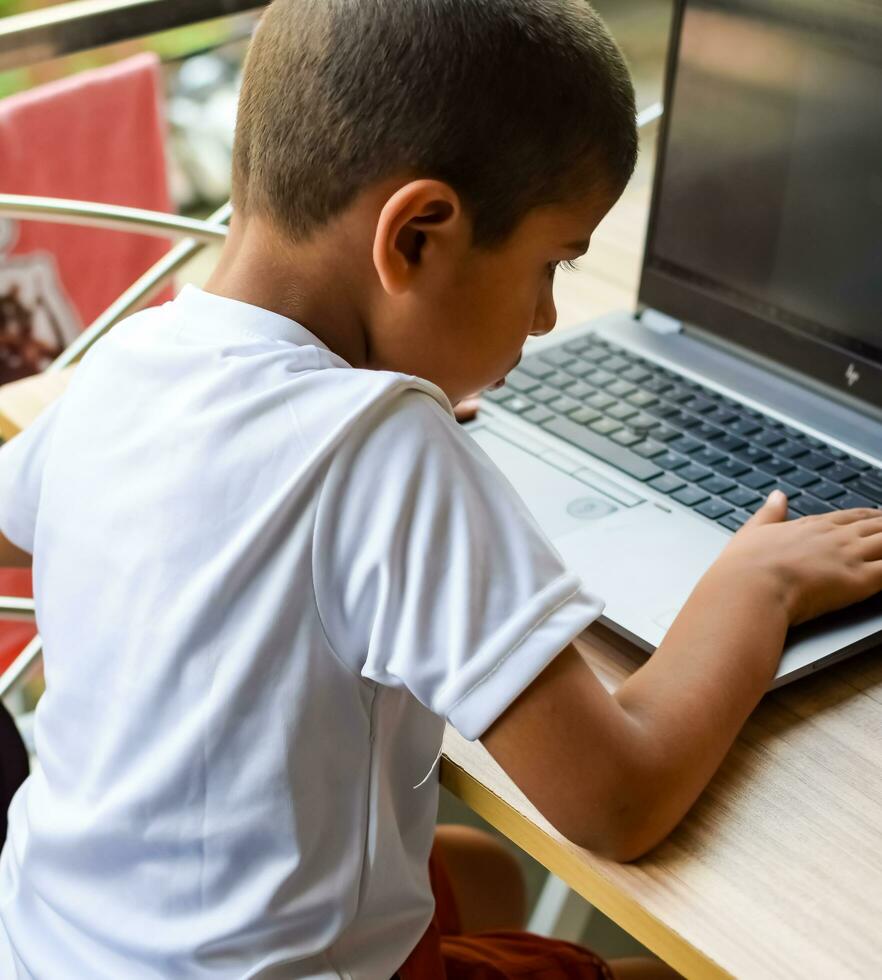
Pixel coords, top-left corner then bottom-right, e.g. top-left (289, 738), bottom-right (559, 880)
top-left (716, 491), bottom-right (882, 627)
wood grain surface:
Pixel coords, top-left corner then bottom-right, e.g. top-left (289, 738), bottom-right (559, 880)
top-left (443, 627), bottom-right (882, 980)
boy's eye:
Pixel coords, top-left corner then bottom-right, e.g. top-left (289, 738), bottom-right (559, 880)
top-left (547, 259), bottom-right (581, 278)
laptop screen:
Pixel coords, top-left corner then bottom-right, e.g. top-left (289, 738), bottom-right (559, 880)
top-left (640, 0), bottom-right (882, 412)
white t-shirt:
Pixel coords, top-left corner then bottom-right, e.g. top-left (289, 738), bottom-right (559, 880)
top-left (0, 285), bottom-right (603, 979)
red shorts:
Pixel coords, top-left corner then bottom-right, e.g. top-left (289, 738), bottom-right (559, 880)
top-left (396, 843), bottom-right (614, 979)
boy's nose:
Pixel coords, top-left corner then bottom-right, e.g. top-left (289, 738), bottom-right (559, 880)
top-left (530, 303), bottom-right (557, 337)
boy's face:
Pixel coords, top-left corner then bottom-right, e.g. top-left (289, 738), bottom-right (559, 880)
top-left (368, 182), bottom-right (620, 406)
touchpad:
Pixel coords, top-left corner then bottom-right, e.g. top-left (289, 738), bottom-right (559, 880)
top-left (469, 426), bottom-right (625, 539)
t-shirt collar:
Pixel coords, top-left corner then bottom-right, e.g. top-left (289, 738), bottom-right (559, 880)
top-left (174, 284), bottom-right (348, 362)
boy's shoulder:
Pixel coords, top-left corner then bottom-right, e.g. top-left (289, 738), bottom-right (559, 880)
top-left (315, 366), bottom-right (467, 476)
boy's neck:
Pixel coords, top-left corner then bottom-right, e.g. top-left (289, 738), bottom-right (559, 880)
top-left (204, 212), bottom-right (371, 368)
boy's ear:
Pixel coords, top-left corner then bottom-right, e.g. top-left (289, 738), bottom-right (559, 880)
top-left (372, 179), bottom-right (465, 295)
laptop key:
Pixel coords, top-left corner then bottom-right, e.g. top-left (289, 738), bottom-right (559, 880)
top-left (696, 498), bottom-right (734, 520)
top-left (501, 395), bottom-right (533, 414)
top-left (540, 349), bottom-right (577, 368)
top-left (612, 430), bottom-right (643, 447)
top-left (819, 462), bottom-right (860, 484)
top-left (567, 361), bottom-right (596, 378)
top-left (590, 417), bottom-right (623, 436)
top-left (602, 356), bottom-right (629, 373)
top-left (667, 410), bottom-right (701, 429)
top-left (546, 371), bottom-right (577, 390)
top-left (583, 348), bottom-right (614, 364)
top-left (482, 386), bottom-right (510, 402)
top-left (679, 463), bottom-right (712, 483)
top-left (586, 369), bottom-right (616, 387)
top-left (824, 445), bottom-right (848, 460)
top-left (564, 381), bottom-right (593, 400)
top-left (626, 390), bottom-right (658, 408)
top-left (740, 468), bottom-right (775, 490)
top-left (715, 458), bottom-right (751, 479)
top-left (548, 395), bottom-right (580, 414)
top-left (670, 435), bottom-right (703, 455)
top-left (586, 391), bottom-right (616, 411)
top-left (753, 428), bottom-right (785, 448)
top-left (649, 472), bottom-right (686, 494)
top-left (786, 467), bottom-right (820, 488)
top-left (734, 446), bottom-right (770, 465)
top-left (700, 475), bottom-right (736, 495)
top-left (569, 406), bottom-right (602, 425)
top-left (606, 380), bottom-right (637, 398)
top-left (539, 416), bottom-right (663, 481)
top-left (844, 455), bottom-right (872, 472)
top-left (719, 510), bottom-right (750, 532)
top-left (723, 486), bottom-right (761, 508)
top-left (790, 494), bottom-right (835, 516)
top-left (691, 446), bottom-right (726, 467)
top-left (652, 424), bottom-right (680, 443)
top-left (773, 480), bottom-right (803, 501)
top-left (834, 491), bottom-right (876, 510)
top-left (666, 386), bottom-right (696, 404)
top-left (632, 440), bottom-right (667, 459)
top-left (563, 337), bottom-right (594, 354)
top-left (621, 365), bottom-right (653, 384)
top-left (687, 396), bottom-right (719, 414)
top-left (755, 456), bottom-right (795, 477)
top-left (607, 401), bottom-right (638, 421)
top-left (798, 451), bottom-right (834, 471)
top-left (522, 406), bottom-right (555, 425)
top-left (672, 485), bottom-right (709, 507)
top-left (810, 480), bottom-right (846, 502)
top-left (628, 412), bottom-right (658, 432)
top-left (506, 371), bottom-right (541, 393)
top-left (656, 451), bottom-right (690, 471)
top-left (643, 377), bottom-right (674, 394)
top-left (776, 439), bottom-right (809, 460)
top-left (519, 357), bottom-right (556, 380)
top-left (704, 407), bottom-right (739, 426)
top-left (529, 385), bottom-right (558, 404)
top-left (713, 434), bottom-right (748, 453)
top-left (848, 476), bottom-right (882, 504)
top-left (728, 417), bottom-right (762, 437)
top-left (648, 403), bottom-right (682, 421)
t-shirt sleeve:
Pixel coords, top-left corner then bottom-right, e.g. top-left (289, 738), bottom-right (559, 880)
top-left (0, 398), bottom-right (62, 554)
top-left (312, 386), bottom-right (604, 741)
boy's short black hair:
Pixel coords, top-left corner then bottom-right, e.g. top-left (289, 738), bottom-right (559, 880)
top-left (232, 0), bottom-right (637, 246)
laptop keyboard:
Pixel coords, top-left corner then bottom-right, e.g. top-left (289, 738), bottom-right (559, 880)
top-left (482, 334), bottom-right (882, 533)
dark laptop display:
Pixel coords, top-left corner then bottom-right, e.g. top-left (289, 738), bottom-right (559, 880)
top-left (640, 0), bottom-right (882, 413)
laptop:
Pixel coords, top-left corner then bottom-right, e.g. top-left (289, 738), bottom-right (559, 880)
top-left (467, 0), bottom-right (882, 686)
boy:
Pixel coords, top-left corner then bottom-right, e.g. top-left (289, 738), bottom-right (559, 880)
top-left (1, 0), bottom-right (881, 977)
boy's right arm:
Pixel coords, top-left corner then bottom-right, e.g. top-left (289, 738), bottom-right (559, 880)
top-left (481, 493), bottom-right (882, 861)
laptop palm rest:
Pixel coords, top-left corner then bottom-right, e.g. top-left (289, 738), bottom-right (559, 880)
top-left (470, 421), bottom-right (882, 685)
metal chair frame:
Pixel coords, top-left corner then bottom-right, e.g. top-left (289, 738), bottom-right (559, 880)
top-left (0, 195), bottom-right (231, 697)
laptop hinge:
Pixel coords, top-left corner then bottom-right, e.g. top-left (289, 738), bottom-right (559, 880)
top-left (641, 308), bottom-right (683, 335)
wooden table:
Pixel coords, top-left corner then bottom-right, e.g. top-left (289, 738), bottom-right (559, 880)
top-left (441, 161), bottom-right (882, 978)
